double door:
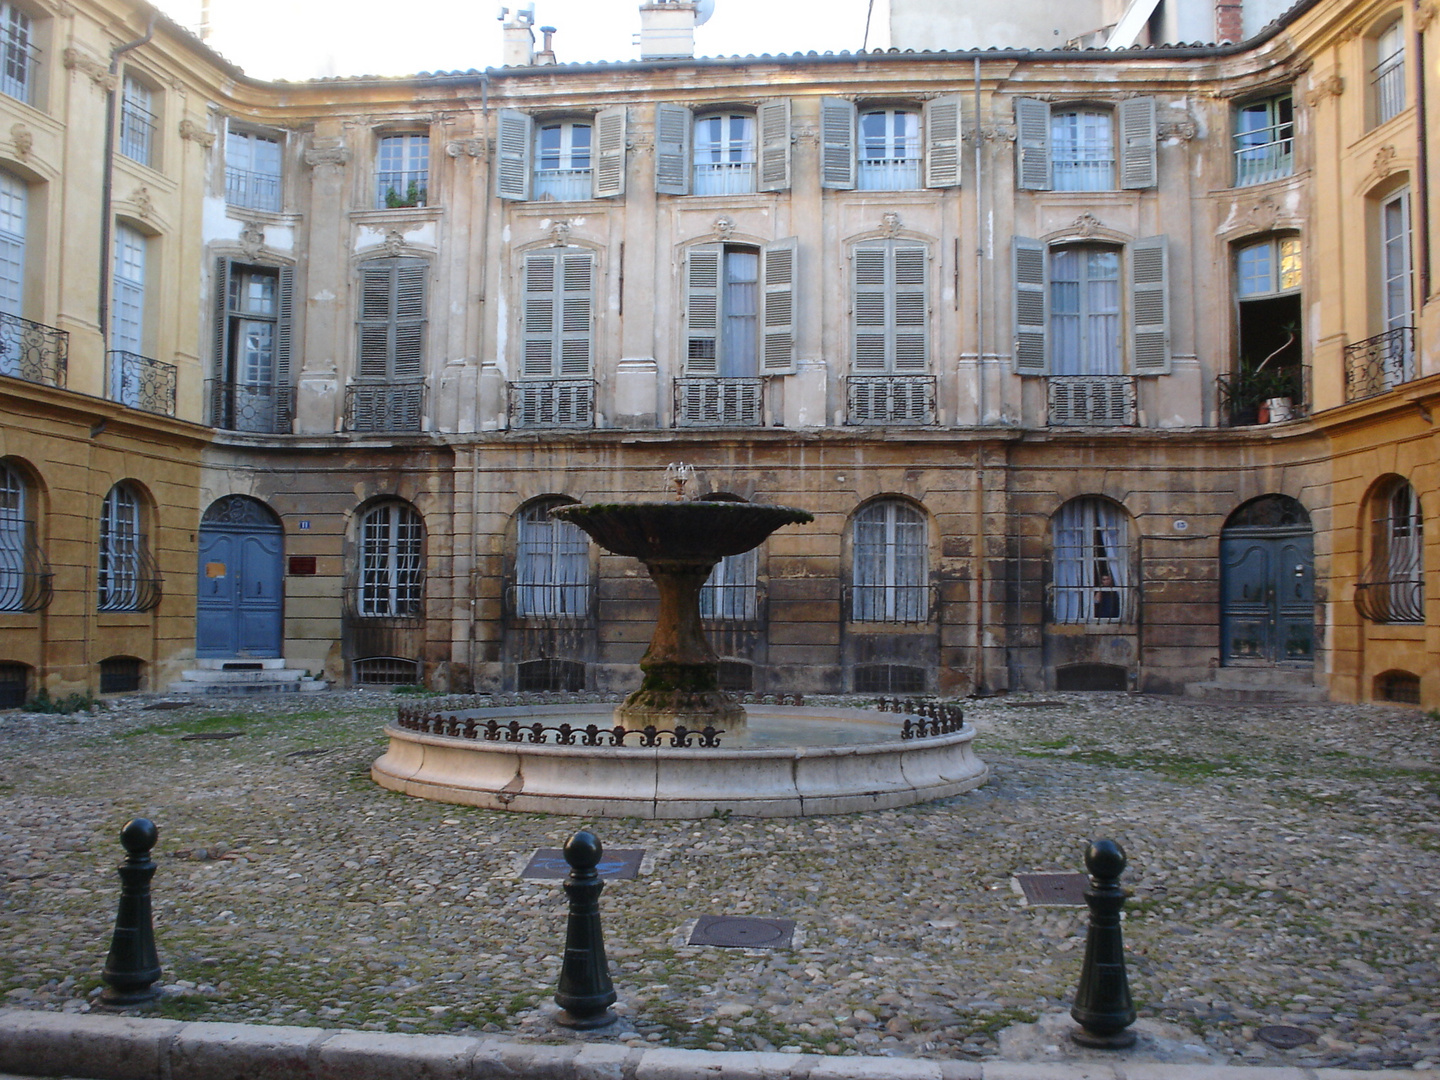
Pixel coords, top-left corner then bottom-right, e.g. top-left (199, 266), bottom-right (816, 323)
top-left (1220, 528), bottom-right (1314, 664)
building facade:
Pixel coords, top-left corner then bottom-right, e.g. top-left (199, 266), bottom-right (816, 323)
top-left (0, 0), bottom-right (1434, 707)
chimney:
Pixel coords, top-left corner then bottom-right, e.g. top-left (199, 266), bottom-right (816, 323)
top-left (638, 0), bottom-right (697, 60)
top-left (501, 4), bottom-right (536, 66)
top-left (535, 25), bottom-right (558, 65)
top-left (1215, 0), bottom-right (1242, 43)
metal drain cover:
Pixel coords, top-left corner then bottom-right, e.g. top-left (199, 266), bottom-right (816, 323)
top-left (1257, 1026), bottom-right (1315, 1049)
top-left (688, 914), bottom-right (795, 949)
top-left (521, 848), bottom-right (643, 880)
top-left (1014, 872), bottom-right (1089, 906)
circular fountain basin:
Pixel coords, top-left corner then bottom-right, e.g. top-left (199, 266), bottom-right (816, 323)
top-left (371, 704), bottom-right (988, 819)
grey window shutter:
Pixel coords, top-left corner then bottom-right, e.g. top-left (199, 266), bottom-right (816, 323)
top-left (357, 261), bottom-right (394, 378)
top-left (523, 251), bottom-right (558, 377)
top-left (592, 106), bottom-right (627, 199)
top-left (852, 245), bottom-right (888, 372)
top-left (1129, 235), bottom-right (1170, 374)
top-left (1012, 236), bottom-right (1048, 374)
top-left (1118, 97), bottom-right (1157, 190)
top-left (1015, 97), bottom-right (1051, 191)
top-left (757, 99), bottom-right (791, 192)
top-left (762, 237), bottom-right (797, 374)
top-left (684, 244), bottom-right (721, 374)
top-left (923, 95), bottom-right (962, 189)
top-left (654, 103), bottom-right (692, 196)
top-left (820, 97), bottom-right (856, 189)
top-left (212, 256), bottom-right (230, 379)
top-left (892, 244), bottom-right (929, 372)
top-left (275, 264), bottom-right (295, 428)
top-left (559, 251), bottom-right (594, 375)
top-left (392, 259), bottom-right (427, 379)
top-left (496, 109), bottom-right (533, 201)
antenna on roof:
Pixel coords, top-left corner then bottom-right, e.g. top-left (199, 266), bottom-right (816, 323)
top-left (694, 0), bottom-right (715, 26)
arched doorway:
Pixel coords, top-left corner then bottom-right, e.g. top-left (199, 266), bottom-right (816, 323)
top-left (196, 496), bottom-right (284, 659)
top-left (1219, 495), bottom-right (1314, 666)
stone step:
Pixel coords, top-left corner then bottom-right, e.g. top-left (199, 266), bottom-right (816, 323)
top-left (179, 668), bottom-right (304, 684)
top-left (167, 678), bottom-right (328, 696)
top-left (1205, 665), bottom-right (1318, 688)
top-left (192, 657), bottom-right (289, 671)
top-left (1182, 679), bottom-right (1329, 703)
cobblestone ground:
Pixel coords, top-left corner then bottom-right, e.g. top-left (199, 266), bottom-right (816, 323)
top-left (1, 691), bottom-right (1437, 1069)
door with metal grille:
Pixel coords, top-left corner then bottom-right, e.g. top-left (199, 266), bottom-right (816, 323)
top-left (196, 497), bottom-right (284, 658)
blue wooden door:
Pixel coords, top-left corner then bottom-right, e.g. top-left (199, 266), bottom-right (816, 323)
top-left (196, 498), bottom-right (283, 658)
top-left (1220, 528), bottom-right (1313, 664)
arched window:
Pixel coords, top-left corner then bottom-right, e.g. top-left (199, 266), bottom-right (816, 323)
top-left (1052, 497), bottom-right (1131, 624)
top-left (1357, 479), bottom-right (1424, 624)
top-left (99, 483), bottom-right (159, 612)
top-left (357, 502), bottom-right (424, 617)
top-left (0, 460), bottom-right (46, 612)
top-left (514, 501), bottom-right (590, 618)
top-left (851, 500), bottom-right (927, 623)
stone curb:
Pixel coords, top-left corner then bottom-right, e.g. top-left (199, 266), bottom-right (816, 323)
top-left (1, 1012), bottom-right (1435, 1080)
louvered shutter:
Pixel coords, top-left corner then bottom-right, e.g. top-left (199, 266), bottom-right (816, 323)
top-left (654, 103), bottom-right (692, 196)
top-left (496, 109), bottom-right (533, 201)
top-left (820, 98), bottom-right (856, 190)
top-left (893, 245), bottom-right (928, 372)
top-left (923, 95), bottom-right (962, 188)
top-left (592, 106), bottom-right (626, 199)
top-left (1129, 235), bottom-right (1170, 374)
top-left (852, 245), bottom-right (888, 372)
top-left (357, 261), bottom-right (393, 378)
top-left (757, 99), bottom-right (791, 192)
top-left (762, 237), bottom-right (797, 374)
top-left (559, 251), bottom-right (594, 375)
top-left (1015, 97), bottom-right (1051, 191)
top-left (392, 259), bottom-right (426, 379)
top-left (523, 252), bottom-right (558, 377)
top-left (275, 264), bottom-right (295, 428)
top-left (212, 257), bottom-right (230, 379)
top-left (1118, 97), bottom-right (1157, 190)
top-left (1012, 237), bottom-right (1048, 374)
top-left (684, 244), bottom-right (720, 374)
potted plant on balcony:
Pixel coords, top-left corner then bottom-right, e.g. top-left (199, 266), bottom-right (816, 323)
top-left (1226, 324), bottom-right (1299, 425)
top-left (383, 180), bottom-right (427, 209)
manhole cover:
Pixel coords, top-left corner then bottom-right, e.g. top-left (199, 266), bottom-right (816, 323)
top-left (521, 848), bottom-right (643, 880)
top-left (1014, 872), bottom-right (1089, 906)
top-left (688, 914), bottom-right (795, 949)
top-left (180, 732), bottom-right (243, 741)
top-left (1257, 1026), bottom-right (1315, 1049)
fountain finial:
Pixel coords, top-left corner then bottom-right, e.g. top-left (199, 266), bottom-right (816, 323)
top-left (664, 462), bottom-right (695, 501)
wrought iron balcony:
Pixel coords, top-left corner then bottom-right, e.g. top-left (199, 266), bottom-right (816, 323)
top-left (1233, 128), bottom-right (1294, 187)
top-left (845, 375), bottom-right (936, 426)
top-left (107, 351), bottom-right (176, 416)
top-left (1355, 551), bottom-right (1424, 624)
top-left (0, 518), bottom-right (52, 612)
top-left (207, 380), bottom-right (293, 434)
top-left (0, 312), bottom-right (68, 388)
top-left (675, 377), bottom-right (765, 427)
top-left (1344, 327), bottom-right (1414, 402)
top-left (224, 166), bottom-right (282, 212)
top-left (345, 379), bottom-right (425, 432)
top-left (510, 379), bottom-right (595, 429)
top-left (97, 536), bottom-right (161, 613)
top-left (1047, 375), bottom-right (1137, 427)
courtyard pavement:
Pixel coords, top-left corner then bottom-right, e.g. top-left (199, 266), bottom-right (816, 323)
top-left (0, 690), bottom-right (1436, 1073)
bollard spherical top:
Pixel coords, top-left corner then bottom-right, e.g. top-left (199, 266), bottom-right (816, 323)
top-left (563, 830), bottom-right (602, 871)
top-left (1085, 838), bottom-right (1126, 880)
top-left (120, 818), bottom-right (159, 856)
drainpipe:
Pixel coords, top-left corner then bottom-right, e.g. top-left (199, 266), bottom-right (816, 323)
top-left (972, 55), bottom-right (987, 695)
top-left (1414, 2), bottom-right (1431, 300)
top-left (97, 12), bottom-right (156, 351)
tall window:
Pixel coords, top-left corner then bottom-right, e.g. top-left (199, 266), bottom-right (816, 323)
top-left (358, 503), bottom-right (423, 617)
top-left (514, 502), bottom-right (590, 618)
top-left (858, 109), bottom-right (920, 191)
top-left (119, 75), bottom-right (156, 167)
top-left (1234, 235), bottom-right (1303, 408)
top-left (693, 112), bottom-right (755, 195)
top-left (1364, 480), bottom-right (1424, 624)
top-left (1050, 109), bottom-right (1114, 192)
top-left (1015, 98), bottom-right (1156, 192)
top-left (357, 257), bottom-right (425, 381)
top-left (1052, 498), bottom-right (1131, 624)
top-left (214, 261), bottom-right (293, 433)
top-left (1382, 188), bottom-right (1413, 335)
top-left (1372, 19), bottom-right (1405, 126)
top-left (851, 500), bottom-right (927, 623)
top-left (535, 121), bottom-right (591, 201)
top-left (0, 168), bottom-right (24, 322)
top-left (1050, 246), bottom-right (1121, 375)
top-left (1233, 94), bottom-right (1294, 186)
top-left (375, 133), bottom-right (428, 208)
top-left (852, 240), bottom-right (928, 374)
top-left (521, 248), bottom-right (594, 378)
top-left (111, 223), bottom-right (146, 363)
top-left (99, 483), bottom-right (155, 612)
top-left (701, 550), bottom-right (757, 621)
top-left (0, 3), bottom-right (34, 105)
top-left (683, 240), bottom-right (796, 378)
top-left (225, 129), bottom-right (282, 211)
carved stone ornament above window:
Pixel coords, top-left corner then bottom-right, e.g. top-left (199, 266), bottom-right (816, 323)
top-left (713, 215), bottom-right (736, 241)
top-left (1246, 194), bottom-right (1279, 232)
top-left (10, 123), bottom-right (32, 160)
top-left (1371, 144), bottom-right (1397, 181)
top-left (130, 185), bottom-right (154, 219)
top-left (1303, 74), bottom-right (1345, 108)
top-left (881, 211), bottom-right (902, 238)
top-left (1073, 212), bottom-right (1105, 237)
top-left (304, 142), bottom-right (351, 170)
top-left (1157, 118), bottom-right (1198, 141)
top-left (445, 138), bottom-right (484, 159)
top-left (980, 125), bottom-right (1018, 143)
top-left (179, 119), bottom-right (216, 148)
top-left (63, 47), bottom-right (114, 90)
top-left (239, 221), bottom-right (265, 259)
top-left (383, 229), bottom-right (408, 257)
top-left (1419, 2), bottom-right (1437, 33)
top-left (548, 220), bottom-right (572, 247)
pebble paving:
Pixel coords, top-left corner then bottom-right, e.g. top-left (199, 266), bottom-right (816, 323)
top-left (1, 690), bottom-right (1437, 1069)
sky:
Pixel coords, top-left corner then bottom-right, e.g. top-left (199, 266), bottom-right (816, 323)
top-left (152, 0), bottom-right (882, 81)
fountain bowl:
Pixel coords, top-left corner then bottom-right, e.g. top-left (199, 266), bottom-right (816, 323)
top-left (550, 501), bottom-right (814, 563)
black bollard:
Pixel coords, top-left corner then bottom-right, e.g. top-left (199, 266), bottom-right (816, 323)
top-left (553, 830), bottom-right (617, 1029)
top-left (100, 818), bottom-right (162, 1007)
top-left (1070, 838), bottom-right (1137, 1048)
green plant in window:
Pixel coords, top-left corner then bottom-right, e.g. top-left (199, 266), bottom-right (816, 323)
top-left (384, 180), bottom-right (427, 209)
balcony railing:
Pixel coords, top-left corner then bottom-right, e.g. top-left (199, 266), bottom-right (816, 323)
top-left (0, 312), bottom-right (67, 388)
top-left (1344, 327), bottom-right (1414, 402)
top-left (119, 99), bottom-right (156, 167)
top-left (1233, 128), bottom-right (1294, 186)
top-left (693, 162), bottom-right (755, 196)
top-left (857, 157), bottom-right (921, 191)
top-left (208, 380), bottom-right (293, 434)
top-left (345, 380), bottom-right (424, 432)
top-left (534, 169), bottom-right (592, 202)
top-left (1047, 375), bottom-right (1137, 427)
top-left (1372, 52), bottom-right (1405, 124)
top-left (107, 351), bottom-right (176, 416)
top-left (0, 518), bottom-right (52, 612)
top-left (1216, 365), bottom-right (1310, 426)
top-left (510, 379), bottom-right (595, 429)
top-left (224, 166), bottom-right (282, 212)
top-left (675, 377), bottom-right (765, 427)
top-left (846, 375), bottom-right (936, 426)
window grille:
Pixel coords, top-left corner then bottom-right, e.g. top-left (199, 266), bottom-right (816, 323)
top-left (854, 664), bottom-right (926, 695)
top-left (98, 484), bottom-right (160, 612)
top-left (1047, 375), bottom-right (1136, 426)
top-left (0, 660), bottom-right (25, 707)
top-left (1375, 670), bottom-right (1421, 705)
top-left (851, 500), bottom-right (928, 623)
top-left (119, 76), bottom-right (156, 167)
top-left (701, 550), bottom-right (758, 621)
top-left (675, 377), bottom-right (765, 427)
top-left (352, 657), bottom-right (420, 686)
top-left (517, 658), bottom-right (586, 693)
top-left (225, 130), bottom-right (282, 212)
top-left (0, 462), bottom-right (49, 612)
top-left (357, 503), bottom-right (424, 618)
top-left (514, 503), bottom-right (591, 619)
top-left (1356, 480), bottom-right (1424, 624)
top-left (99, 656), bottom-right (143, 693)
top-left (510, 379), bottom-right (594, 428)
top-left (1051, 498), bottom-right (1132, 624)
